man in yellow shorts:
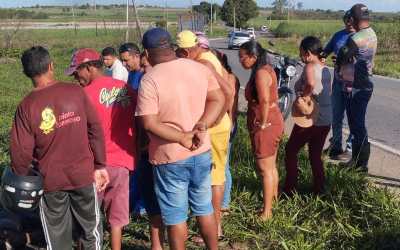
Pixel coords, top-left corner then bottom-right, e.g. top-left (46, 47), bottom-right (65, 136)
top-left (176, 30), bottom-right (234, 239)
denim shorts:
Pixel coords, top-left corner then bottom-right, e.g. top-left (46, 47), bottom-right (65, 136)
top-left (153, 151), bottom-right (213, 225)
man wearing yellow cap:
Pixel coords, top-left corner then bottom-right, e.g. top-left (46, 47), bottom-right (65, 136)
top-left (176, 30), bottom-right (234, 240)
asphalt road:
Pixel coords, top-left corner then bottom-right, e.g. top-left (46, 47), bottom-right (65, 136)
top-left (210, 37), bottom-right (400, 182)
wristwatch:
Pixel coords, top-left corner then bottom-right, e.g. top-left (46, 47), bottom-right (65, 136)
top-left (259, 123), bottom-right (269, 130)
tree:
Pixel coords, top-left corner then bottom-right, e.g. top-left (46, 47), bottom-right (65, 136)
top-left (193, 1), bottom-right (221, 21)
top-left (193, 1), bottom-right (210, 15)
top-left (271, 0), bottom-right (288, 14)
top-left (297, 2), bottom-right (303, 10)
top-left (220, 0), bottom-right (258, 28)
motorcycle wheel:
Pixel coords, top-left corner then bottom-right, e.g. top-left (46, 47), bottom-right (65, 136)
top-left (278, 92), bottom-right (293, 121)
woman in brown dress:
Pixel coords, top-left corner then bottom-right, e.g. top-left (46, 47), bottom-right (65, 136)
top-left (239, 41), bottom-right (284, 220)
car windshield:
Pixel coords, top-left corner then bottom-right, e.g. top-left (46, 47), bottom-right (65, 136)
top-left (234, 33), bottom-right (250, 37)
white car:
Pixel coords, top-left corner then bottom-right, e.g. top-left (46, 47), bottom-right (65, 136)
top-left (228, 32), bottom-right (252, 49)
top-left (247, 27), bottom-right (256, 39)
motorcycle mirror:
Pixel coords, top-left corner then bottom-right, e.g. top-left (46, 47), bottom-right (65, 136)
top-left (268, 40), bottom-right (275, 47)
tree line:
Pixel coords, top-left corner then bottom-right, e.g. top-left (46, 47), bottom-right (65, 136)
top-left (0, 9), bottom-right (49, 19)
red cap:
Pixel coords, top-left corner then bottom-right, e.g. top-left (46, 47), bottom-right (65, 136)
top-left (65, 48), bottom-right (101, 76)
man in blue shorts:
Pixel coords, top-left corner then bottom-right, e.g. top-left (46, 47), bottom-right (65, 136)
top-left (135, 28), bottom-right (225, 250)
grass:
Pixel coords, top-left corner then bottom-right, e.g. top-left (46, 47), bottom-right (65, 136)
top-left (258, 20), bottom-right (400, 78)
top-left (219, 118), bottom-right (400, 249)
top-left (1, 29), bottom-right (400, 249)
top-left (206, 22), bottom-right (229, 38)
top-left (7, 6), bottom-right (190, 23)
top-left (122, 117), bottom-right (400, 249)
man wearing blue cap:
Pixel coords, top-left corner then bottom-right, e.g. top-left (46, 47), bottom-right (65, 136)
top-left (337, 3), bottom-right (377, 171)
top-left (135, 27), bottom-right (225, 250)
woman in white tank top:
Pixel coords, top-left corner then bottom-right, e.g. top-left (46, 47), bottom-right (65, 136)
top-left (284, 36), bottom-right (333, 195)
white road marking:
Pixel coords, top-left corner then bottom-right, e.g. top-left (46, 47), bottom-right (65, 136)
top-left (342, 128), bottom-right (400, 157)
top-left (209, 38), bottom-right (226, 41)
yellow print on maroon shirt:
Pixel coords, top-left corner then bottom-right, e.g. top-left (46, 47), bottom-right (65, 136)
top-left (99, 87), bottom-right (130, 107)
top-left (39, 107), bottom-right (56, 135)
top-left (57, 111), bottom-right (81, 129)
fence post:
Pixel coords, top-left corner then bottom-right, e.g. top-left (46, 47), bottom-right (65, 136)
top-left (103, 19), bottom-right (107, 35)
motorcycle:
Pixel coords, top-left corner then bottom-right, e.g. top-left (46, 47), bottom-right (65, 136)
top-left (0, 208), bottom-right (82, 250)
top-left (0, 209), bottom-right (46, 250)
top-left (265, 41), bottom-right (304, 120)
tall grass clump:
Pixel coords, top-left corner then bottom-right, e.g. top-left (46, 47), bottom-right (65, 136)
top-left (274, 21), bottom-right (342, 40)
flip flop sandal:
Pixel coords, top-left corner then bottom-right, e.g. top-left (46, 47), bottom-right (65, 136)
top-left (190, 235), bottom-right (206, 246)
top-left (190, 234), bottom-right (226, 245)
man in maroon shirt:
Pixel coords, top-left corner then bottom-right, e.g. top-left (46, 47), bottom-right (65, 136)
top-left (10, 46), bottom-right (109, 250)
top-left (66, 48), bottom-right (136, 250)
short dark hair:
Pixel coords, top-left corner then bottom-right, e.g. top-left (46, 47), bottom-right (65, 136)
top-left (119, 43), bottom-right (140, 55)
top-left (21, 46), bottom-right (51, 78)
top-left (101, 47), bottom-right (116, 57)
top-left (300, 36), bottom-right (323, 57)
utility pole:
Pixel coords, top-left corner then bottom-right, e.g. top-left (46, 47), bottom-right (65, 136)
top-left (210, 0), bottom-right (213, 35)
top-left (164, 0), bottom-right (166, 21)
top-left (287, 0), bottom-right (294, 22)
top-left (125, 0), bottom-right (129, 41)
top-left (72, 4), bottom-right (77, 35)
top-left (233, 5), bottom-right (236, 32)
top-left (190, 0), bottom-right (194, 30)
top-left (164, 0), bottom-right (168, 31)
top-left (94, 0), bottom-right (97, 36)
top-left (132, 0), bottom-right (142, 41)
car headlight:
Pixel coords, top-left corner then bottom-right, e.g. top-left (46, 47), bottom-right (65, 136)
top-left (286, 65), bottom-right (296, 77)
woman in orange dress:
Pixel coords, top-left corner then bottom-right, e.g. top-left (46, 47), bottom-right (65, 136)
top-left (239, 41), bottom-right (284, 220)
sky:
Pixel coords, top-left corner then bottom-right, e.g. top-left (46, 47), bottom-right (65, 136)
top-left (1, 0), bottom-right (400, 12)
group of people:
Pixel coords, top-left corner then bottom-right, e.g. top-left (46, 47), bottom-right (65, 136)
top-left (6, 3), bottom-right (376, 250)
top-left (285, 3), bottom-right (377, 194)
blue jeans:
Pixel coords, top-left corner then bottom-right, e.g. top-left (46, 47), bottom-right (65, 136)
top-left (348, 89), bottom-right (373, 149)
top-left (222, 124), bottom-right (238, 209)
top-left (222, 142), bottom-right (232, 209)
top-left (129, 168), bottom-right (146, 215)
top-left (331, 78), bottom-right (352, 151)
top-left (153, 151), bottom-right (214, 226)
top-left (129, 153), bottom-right (161, 216)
